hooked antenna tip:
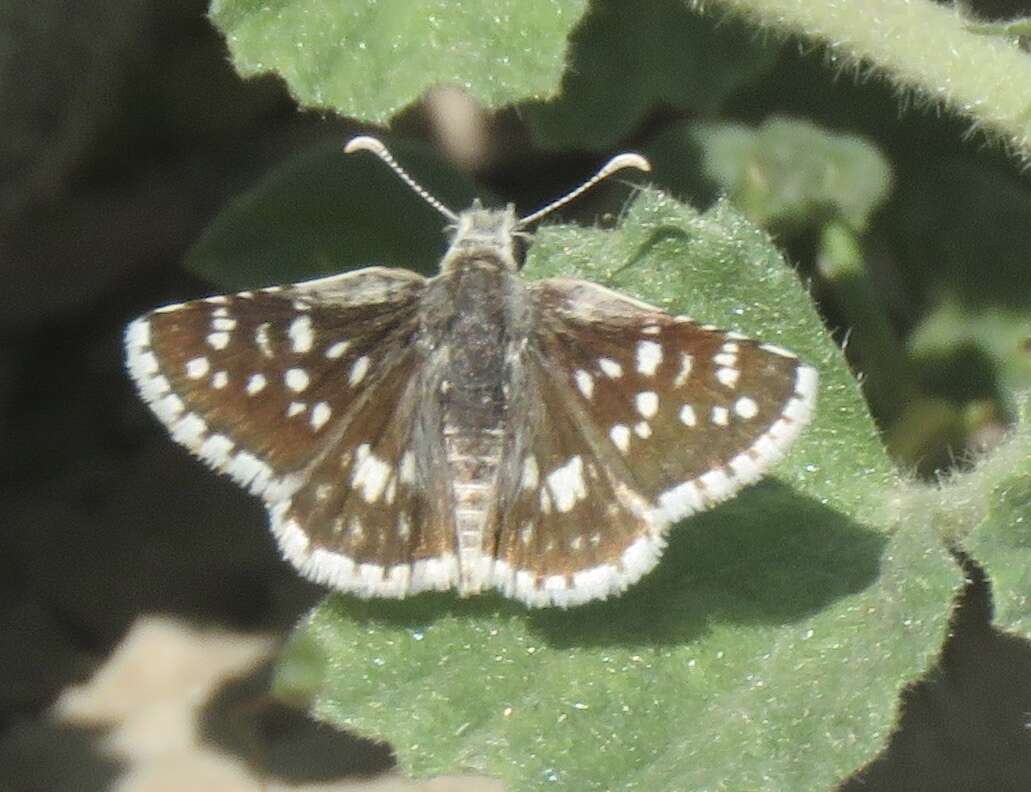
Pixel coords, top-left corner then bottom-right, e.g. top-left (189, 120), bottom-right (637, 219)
top-left (344, 135), bottom-right (388, 156)
top-left (604, 152), bottom-right (651, 175)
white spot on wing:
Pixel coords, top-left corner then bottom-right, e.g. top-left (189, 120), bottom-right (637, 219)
top-left (287, 401), bottom-right (306, 417)
top-left (289, 315), bottom-right (313, 353)
top-left (211, 370), bottom-right (228, 389)
top-left (522, 456), bottom-right (539, 490)
top-left (711, 406), bottom-right (730, 426)
top-left (285, 368), bottom-right (310, 392)
top-left (673, 353), bottom-right (693, 387)
top-left (352, 444), bottom-right (392, 503)
top-left (185, 357), bottom-right (209, 379)
top-left (634, 421), bottom-right (652, 439)
top-left (310, 401), bottom-right (331, 430)
top-left (679, 404), bottom-right (697, 426)
top-left (349, 355), bottom-right (370, 385)
top-left (635, 391), bottom-right (659, 419)
top-left (598, 357), bottom-right (623, 378)
top-left (636, 340), bottom-right (662, 376)
top-left (326, 340), bottom-right (349, 359)
top-left (734, 396), bottom-right (759, 419)
top-left (207, 331), bottom-right (230, 350)
top-left (246, 373), bottom-right (266, 395)
top-left (255, 323), bottom-right (273, 358)
top-left (716, 367), bottom-right (740, 388)
top-left (574, 369), bottom-right (594, 399)
top-left (610, 424), bottom-right (630, 453)
top-left (546, 455), bottom-right (587, 513)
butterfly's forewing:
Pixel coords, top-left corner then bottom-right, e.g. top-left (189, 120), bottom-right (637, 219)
top-left (486, 278), bottom-right (817, 605)
top-left (125, 267), bottom-right (445, 591)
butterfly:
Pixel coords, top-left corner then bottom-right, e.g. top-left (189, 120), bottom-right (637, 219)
top-left (125, 136), bottom-right (816, 607)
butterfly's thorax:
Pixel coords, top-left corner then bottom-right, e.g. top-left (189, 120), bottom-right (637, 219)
top-left (418, 208), bottom-right (532, 594)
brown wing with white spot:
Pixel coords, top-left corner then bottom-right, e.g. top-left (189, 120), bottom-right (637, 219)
top-left (489, 357), bottom-right (658, 607)
top-left (125, 267), bottom-right (455, 595)
top-left (487, 278), bottom-right (817, 606)
top-left (277, 345), bottom-right (459, 596)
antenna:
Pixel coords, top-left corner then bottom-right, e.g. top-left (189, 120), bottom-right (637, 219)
top-left (515, 152), bottom-right (651, 228)
top-left (345, 136), bottom-right (460, 223)
top-left (345, 135), bottom-right (652, 228)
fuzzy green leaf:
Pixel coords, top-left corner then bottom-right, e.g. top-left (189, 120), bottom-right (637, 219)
top-left (890, 158), bottom-right (1031, 411)
top-left (185, 138), bottom-right (488, 289)
top-left (274, 190), bottom-right (961, 790)
top-left (706, 0), bottom-right (1031, 165)
top-left (208, 0), bottom-right (587, 121)
top-left (962, 392), bottom-right (1031, 638)
top-left (648, 117), bottom-right (893, 234)
top-left (524, 0), bottom-right (779, 151)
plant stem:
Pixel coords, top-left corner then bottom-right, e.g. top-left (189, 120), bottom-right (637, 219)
top-left (701, 0), bottom-right (1031, 163)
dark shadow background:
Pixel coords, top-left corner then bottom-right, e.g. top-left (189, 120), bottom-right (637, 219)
top-left (2, 1), bottom-right (1031, 790)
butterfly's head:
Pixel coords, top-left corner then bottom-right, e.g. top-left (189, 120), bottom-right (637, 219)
top-left (440, 202), bottom-right (522, 273)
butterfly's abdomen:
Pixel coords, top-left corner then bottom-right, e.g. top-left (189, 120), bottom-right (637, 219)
top-left (421, 261), bottom-right (531, 594)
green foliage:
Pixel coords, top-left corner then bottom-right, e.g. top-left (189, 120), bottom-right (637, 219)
top-left (522, 0), bottom-right (779, 151)
top-left (648, 116), bottom-right (893, 234)
top-left (892, 160), bottom-right (1031, 407)
top-left (708, 0), bottom-right (1031, 164)
top-left (208, 0), bottom-right (586, 121)
top-left (186, 137), bottom-right (488, 289)
top-left (960, 392), bottom-right (1031, 638)
top-left (272, 190), bottom-right (961, 790)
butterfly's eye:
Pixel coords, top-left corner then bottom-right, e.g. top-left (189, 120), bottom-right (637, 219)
top-left (511, 231), bottom-right (533, 268)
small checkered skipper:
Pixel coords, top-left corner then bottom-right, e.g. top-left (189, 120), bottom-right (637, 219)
top-left (125, 136), bottom-right (817, 607)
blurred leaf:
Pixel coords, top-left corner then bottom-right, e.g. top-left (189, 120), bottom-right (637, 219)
top-left (953, 392), bottom-right (1031, 638)
top-left (909, 300), bottom-right (1031, 400)
top-left (650, 116), bottom-right (893, 234)
top-left (966, 17), bottom-right (1031, 40)
top-left (886, 158), bottom-right (1031, 315)
top-left (524, 0), bottom-right (780, 151)
top-left (186, 137), bottom-right (491, 289)
top-left (886, 158), bottom-right (1031, 413)
top-left (208, 0), bottom-right (587, 121)
top-left (274, 189), bottom-right (960, 791)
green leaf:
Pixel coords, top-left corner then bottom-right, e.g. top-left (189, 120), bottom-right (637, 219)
top-left (185, 137), bottom-right (488, 290)
top-left (524, 0), bottom-right (779, 151)
top-left (888, 157), bottom-right (1031, 411)
top-left (274, 190), bottom-right (961, 790)
top-left (648, 116), bottom-right (893, 234)
top-left (961, 391), bottom-right (1031, 638)
top-left (208, 0), bottom-right (588, 121)
top-left (908, 300), bottom-right (1031, 400)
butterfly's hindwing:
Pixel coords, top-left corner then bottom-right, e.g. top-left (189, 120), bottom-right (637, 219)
top-left (277, 346), bottom-right (459, 596)
top-left (490, 352), bottom-right (658, 607)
